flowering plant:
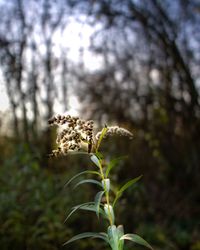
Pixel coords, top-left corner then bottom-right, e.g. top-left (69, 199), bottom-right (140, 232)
top-left (49, 114), bottom-right (153, 250)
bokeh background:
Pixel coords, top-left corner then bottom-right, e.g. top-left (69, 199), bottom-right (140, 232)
top-left (0, 0), bottom-right (200, 249)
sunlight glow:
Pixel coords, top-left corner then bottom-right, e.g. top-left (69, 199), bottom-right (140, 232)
top-left (0, 17), bottom-right (100, 115)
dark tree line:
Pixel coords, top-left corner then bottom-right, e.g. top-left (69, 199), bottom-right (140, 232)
top-left (0, 0), bottom-right (75, 151)
top-left (71, 0), bottom-right (200, 237)
top-left (74, 0), bottom-right (200, 120)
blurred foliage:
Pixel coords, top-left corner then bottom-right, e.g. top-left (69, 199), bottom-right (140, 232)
top-left (0, 132), bottom-right (199, 250)
top-left (0, 143), bottom-right (110, 250)
top-left (0, 144), bottom-right (72, 250)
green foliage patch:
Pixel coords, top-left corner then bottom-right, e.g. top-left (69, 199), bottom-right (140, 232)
top-left (0, 146), bottom-right (72, 250)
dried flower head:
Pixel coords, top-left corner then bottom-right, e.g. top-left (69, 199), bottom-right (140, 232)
top-left (95, 126), bottom-right (133, 140)
top-left (48, 114), bottom-right (94, 156)
top-left (49, 115), bottom-right (133, 156)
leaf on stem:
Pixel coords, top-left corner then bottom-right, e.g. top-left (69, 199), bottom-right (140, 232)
top-left (91, 154), bottom-right (101, 168)
top-left (78, 203), bottom-right (106, 217)
top-left (117, 225), bottom-right (125, 250)
top-left (104, 204), bottom-right (115, 225)
top-left (113, 175), bottom-right (142, 207)
top-left (105, 156), bottom-right (128, 178)
top-left (64, 202), bottom-right (94, 223)
top-left (107, 225), bottom-right (118, 250)
top-left (94, 191), bottom-right (105, 218)
top-left (96, 125), bottom-right (108, 152)
top-left (120, 234), bottom-right (153, 250)
top-left (74, 179), bottom-right (102, 189)
top-left (64, 170), bottom-right (101, 187)
top-left (63, 232), bottom-right (109, 245)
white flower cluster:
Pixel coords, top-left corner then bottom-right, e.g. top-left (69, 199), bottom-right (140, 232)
top-left (96, 126), bottom-right (133, 140)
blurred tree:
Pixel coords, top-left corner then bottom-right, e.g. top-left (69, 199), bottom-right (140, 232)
top-left (72, 0), bottom-right (200, 235)
top-left (40, 0), bottom-right (65, 153)
top-left (29, 40), bottom-right (39, 139)
top-left (75, 0), bottom-right (200, 121)
top-left (0, 0), bottom-right (74, 152)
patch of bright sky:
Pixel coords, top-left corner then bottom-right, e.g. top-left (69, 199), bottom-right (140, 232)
top-left (54, 16), bottom-right (103, 70)
top-left (0, 17), bottom-right (102, 115)
top-left (53, 95), bottom-right (80, 117)
top-left (0, 71), bottom-right (9, 112)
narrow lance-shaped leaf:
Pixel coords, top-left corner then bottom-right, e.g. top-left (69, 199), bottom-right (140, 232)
top-left (120, 234), bottom-right (153, 250)
top-left (106, 156), bottom-right (128, 178)
top-left (63, 232), bottom-right (109, 246)
top-left (96, 125), bottom-right (108, 152)
top-left (78, 202), bottom-right (106, 218)
top-left (94, 191), bottom-right (105, 218)
top-left (74, 179), bottom-right (102, 189)
top-left (113, 175), bottom-right (142, 207)
top-left (119, 175), bottom-right (142, 194)
top-left (64, 202), bottom-right (94, 223)
top-left (64, 170), bottom-right (101, 187)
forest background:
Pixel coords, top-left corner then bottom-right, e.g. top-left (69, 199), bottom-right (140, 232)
top-left (0, 0), bottom-right (199, 249)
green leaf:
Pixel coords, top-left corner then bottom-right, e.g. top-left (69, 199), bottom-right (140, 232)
top-left (107, 225), bottom-right (118, 250)
top-left (117, 225), bottom-right (124, 250)
top-left (118, 175), bottom-right (142, 194)
top-left (94, 191), bottom-right (105, 218)
top-left (95, 151), bottom-right (104, 160)
top-left (64, 170), bottom-right (101, 187)
top-left (104, 204), bottom-right (115, 225)
top-left (91, 154), bottom-right (101, 168)
top-left (117, 225), bottom-right (124, 238)
top-left (120, 234), bottom-right (153, 250)
top-left (113, 175), bottom-right (142, 207)
top-left (106, 156), bottom-right (128, 178)
top-left (96, 126), bottom-right (108, 152)
top-left (78, 203), bottom-right (106, 217)
top-left (64, 202), bottom-right (93, 223)
top-left (74, 179), bottom-right (102, 189)
top-left (63, 232), bottom-right (109, 245)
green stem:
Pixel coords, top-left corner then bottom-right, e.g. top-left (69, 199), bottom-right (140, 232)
top-left (98, 158), bottom-right (113, 226)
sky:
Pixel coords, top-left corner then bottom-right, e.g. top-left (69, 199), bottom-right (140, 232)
top-left (0, 72), bottom-right (8, 112)
top-left (0, 17), bottom-right (102, 116)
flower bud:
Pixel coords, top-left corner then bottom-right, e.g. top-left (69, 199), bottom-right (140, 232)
top-left (102, 178), bottom-right (110, 192)
top-left (104, 204), bottom-right (115, 224)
